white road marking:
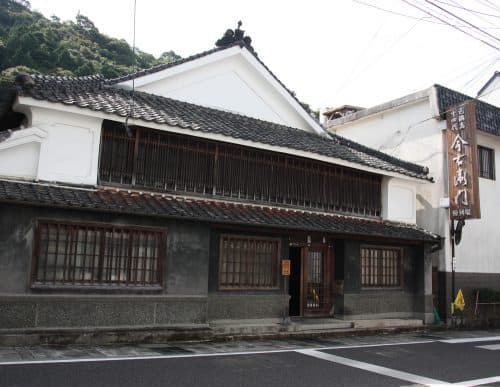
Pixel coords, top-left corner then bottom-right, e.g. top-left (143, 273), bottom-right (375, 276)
top-left (475, 344), bottom-right (500, 350)
top-left (453, 376), bottom-right (500, 386)
top-left (1, 337), bottom-right (499, 387)
top-left (296, 349), bottom-right (451, 386)
top-left (0, 339), bottom-right (434, 366)
top-left (440, 336), bottom-right (500, 344)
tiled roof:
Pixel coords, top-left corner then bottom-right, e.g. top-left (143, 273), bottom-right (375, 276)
top-left (0, 179), bottom-right (440, 242)
top-left (436, 84), bottom-right (500, 137)
top-left (17, 74), bottom-right (431, 180)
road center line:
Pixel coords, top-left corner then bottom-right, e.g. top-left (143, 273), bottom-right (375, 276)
top-left (296, 349), bottom-right (452, 387)
top-left (453, 376), bottom-right (500, 387)
top-left (440, 336), bottom-right (500, 344)
top-left (475, 344), bottom-right (500, 350)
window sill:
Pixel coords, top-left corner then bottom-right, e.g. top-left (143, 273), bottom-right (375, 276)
top-left (360, 287), bottom-right (403, 291)
top-left (31, 283), bottom-right (163, 293)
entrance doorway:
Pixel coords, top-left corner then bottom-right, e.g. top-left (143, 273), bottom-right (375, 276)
top-left (288, 246), bottom-right (301, 316)
top-left (288, 245), bottom-right (332, 317)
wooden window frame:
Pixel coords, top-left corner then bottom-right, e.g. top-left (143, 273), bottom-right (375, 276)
top-left (360, 245), bottom-right (403, 289)
top-left (218, 234), bottom-right (280, 290)
top-left (31, 219), bottom-right (166, 289)
top-left (477, 145), bottom-right (495, 180)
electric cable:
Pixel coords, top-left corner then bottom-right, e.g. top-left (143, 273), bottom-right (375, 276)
top-left (434, 0), bottom-right (500, 19)
top-left (400, 0), bottom-right (500, 50)
top-left (422, 0), bottom-right (500, 44)
top-left (353, 0), bottom-right (500, 28)
top-left (125, 0), bottom-right (137, 138)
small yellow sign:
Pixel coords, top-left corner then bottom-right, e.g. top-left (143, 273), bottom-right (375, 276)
top-left (282, 259), bottom-right (291, 276)
top-left (454, 289), bottom-right (465, 312)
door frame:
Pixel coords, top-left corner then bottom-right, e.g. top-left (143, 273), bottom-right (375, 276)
top-left (300, 244), bottom-right (333, 316)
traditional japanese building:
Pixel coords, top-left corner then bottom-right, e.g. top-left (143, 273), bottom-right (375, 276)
top-left (0, 28), bottom-right (440, 343)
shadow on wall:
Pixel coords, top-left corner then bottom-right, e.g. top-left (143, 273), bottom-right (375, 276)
top-left (416, 193), bottom-right (436, 228)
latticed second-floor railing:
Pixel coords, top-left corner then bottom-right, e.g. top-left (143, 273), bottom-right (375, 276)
top-left (99, 121), bottom-right (382, 217)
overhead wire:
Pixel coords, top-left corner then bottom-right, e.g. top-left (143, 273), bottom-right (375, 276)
top-left (332, 21), bottom-right (385, 95)
top-left (444, 52), bottom-right (500, 85)
top-left (125, 0), bottom-right (137, 138)
top-left (422, 0), bottom-right (500, 44)
top-left (434, 0), bottom-right (500, 19)
top-left (333, 18), bottom-right (422, 96)
top-left (474, 0), bottom-right (500, 13)
top-left (353, 0), bottom-right (500, 28)
top-left (460, 56), bottom-right (500, 90)
top-left (400, 0), bottom-right (500, 50)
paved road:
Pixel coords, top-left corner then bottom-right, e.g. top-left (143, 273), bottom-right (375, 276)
top-left (1, 331), bottom-right (500, 386)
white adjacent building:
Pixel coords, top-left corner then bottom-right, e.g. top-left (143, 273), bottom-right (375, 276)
top-left (325, 84), bottom-right (500, 320)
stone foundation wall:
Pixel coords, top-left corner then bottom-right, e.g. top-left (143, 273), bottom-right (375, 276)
top-left (340, 291), bottom-right (417, 319)
top-left (208, 294), bottom-right (286, 320)
top-left (0, 295), bottom-right (207, 331)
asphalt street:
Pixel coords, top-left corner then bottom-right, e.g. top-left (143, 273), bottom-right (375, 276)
top-left (1, 331), bottom-right (500, 387)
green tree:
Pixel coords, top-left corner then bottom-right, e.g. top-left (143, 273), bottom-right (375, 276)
top-left (0, 0), bottom-right (183, 83)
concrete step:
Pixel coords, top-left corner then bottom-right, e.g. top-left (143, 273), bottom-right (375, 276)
top-left (210, 318), bottom-right (282, 336)
top-left (209, 318), bottom-right (424, 338)
top-left (290, 320), bottom-right (354, 332)
top-left (352, 319), bottom-right (423, 329)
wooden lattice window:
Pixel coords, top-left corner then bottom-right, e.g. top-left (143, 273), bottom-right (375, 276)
top-left (219, 235), bottom-right (280, 289)
top-left (32, 220), bottom-right (165, 288)
top-left (99, 122), bottom-right (382, 217)
top-left (361, 246), bottom-right (402, 288)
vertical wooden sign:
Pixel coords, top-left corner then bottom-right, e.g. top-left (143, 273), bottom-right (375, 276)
top-left (446, 101), bottom-right (481, 220)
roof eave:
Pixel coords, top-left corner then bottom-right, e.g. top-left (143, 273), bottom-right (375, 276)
top-left (17, 96), bottom-right (430, 183)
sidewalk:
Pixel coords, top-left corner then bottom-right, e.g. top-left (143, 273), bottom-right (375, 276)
top-left (2, 329), bottom-right (497, 365)
top-left (0, 317), bottom-right (429, 346)
top-left (210, 317), bottom-right (425, 339)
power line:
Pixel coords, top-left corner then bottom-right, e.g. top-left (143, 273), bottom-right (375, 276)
top-left (422, 0), bottom-right (500, 44)
top-left (444, 0), bottom-right (499, 28)
top-left (353, 0), bottom-right (500, 28)
top-left (353, 0), bottom-right (443, 24)
top-left (460, 56), bottom-right (499, 90)
top-left (475, 0), bottom-right (500, 13)
top-left (434, 0), bottom-right (500, 19)
top-left (445, 52), bottom-right (500, 84)
top-left (400, 0), bottom-right (500, 50)
top-left (334, 19), bottom-right (422, 95)
top-left (333, 22), bottom-right (385, 95)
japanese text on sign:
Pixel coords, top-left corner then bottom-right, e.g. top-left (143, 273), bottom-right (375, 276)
top-left (446, 102), bottom-right (480, 220)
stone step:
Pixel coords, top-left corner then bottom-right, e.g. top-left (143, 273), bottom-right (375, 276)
top-left (290, 321), bottom-right (354, 332)
top-left (352, 319), bottom-right (423, 329)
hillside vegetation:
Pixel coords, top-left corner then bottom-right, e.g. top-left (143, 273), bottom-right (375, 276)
top-left (0, 0), bottom-right (180, 86)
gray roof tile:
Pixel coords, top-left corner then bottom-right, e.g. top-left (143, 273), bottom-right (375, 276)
top-left (18, 74), bottom-right (432, 180)
top-left (0, 179), bottom-right (440, 242)
top-left (436, 84), bottom-right (500, 137)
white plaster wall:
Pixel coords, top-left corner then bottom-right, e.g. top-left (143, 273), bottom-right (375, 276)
top-left (381, 177), bottom-right (416, 224)
top-left (329, 97), bottom-right (449, 269)
top-left (0, 142), bottom-right (40, 179)
top-left (134, 53), bottom-right (313, 132)
top-left (331, 98), bottom-right (446, 227)
top-left (31, 107), bottom-right (102, 185)
top-left (454, 132), bottom-right (500, 273)
top-left (329, 96), bottom-right (500, 274)
top-left (0, 127), bottom-right (47, 179)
